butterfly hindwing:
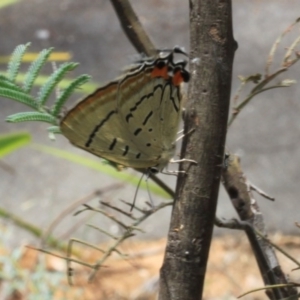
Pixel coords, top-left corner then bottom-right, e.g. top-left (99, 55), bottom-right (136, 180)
top-left (61, 50), bottom-right (188, 170)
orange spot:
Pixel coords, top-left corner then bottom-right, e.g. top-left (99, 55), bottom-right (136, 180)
top-left (151, 65), bottom-right (169, 79)
top-left (172, 70), bottom-right (184, 86)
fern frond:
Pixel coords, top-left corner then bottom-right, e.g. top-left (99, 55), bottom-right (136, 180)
top-left (3, 44), bottom-right (91, 136)
top-left (7, 43), bottom-right (31, 82)
top-left (37, 62), bottom-right (78, 106)
top-left (52, 74), bottom-right (90, 117)
top-left (47, 126), bottom-right (61, 134)
top-left (0, 88), bottom-right (38, 109)
top-left (6, 112), bottom-right (57, 124)
top-left (23, 48), bottom-right (53, 93)
top-left (0, 76), bottom-right (25, 93)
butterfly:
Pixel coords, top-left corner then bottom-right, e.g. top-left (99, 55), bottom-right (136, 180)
top-left (60, 48), bottom-right (190, 172)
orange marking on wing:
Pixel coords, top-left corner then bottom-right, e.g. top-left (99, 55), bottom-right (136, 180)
top-left (151, 66), bottom-right (169, 79)
top-left (172, 70), bottom-right (184, 86)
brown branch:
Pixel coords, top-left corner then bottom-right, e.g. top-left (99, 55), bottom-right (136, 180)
top-left (221, 154), bottom-right (298, 299)
top-left (109, 0), bottom-right (156, 57)
top-left (159, 1), bottom-right (236, 299)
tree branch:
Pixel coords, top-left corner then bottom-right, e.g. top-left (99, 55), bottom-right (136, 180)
top-left (159, 1), bottom-right (236, 299)
top-left (110, 0), bottom-right (156, 56)
top-left (221, 154), bottom-right (298, 299)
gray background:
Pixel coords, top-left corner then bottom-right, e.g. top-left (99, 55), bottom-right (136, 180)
top-left (1, 0), bottom-right (300, 246)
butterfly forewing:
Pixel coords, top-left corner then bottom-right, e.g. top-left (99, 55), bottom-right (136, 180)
top-left (60, 82), bottom-right (146, 167)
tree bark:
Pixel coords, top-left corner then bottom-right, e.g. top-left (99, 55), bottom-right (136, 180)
top-left (159, 1), bottom-right (236, 299)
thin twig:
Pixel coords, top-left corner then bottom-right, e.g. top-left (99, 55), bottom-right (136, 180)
top-left (229, 21), bottom-right (300, 127)
top-left (41, 183), bottom-right (124, 245)
top-left (88, 200), bottom-right (172, 282)
top-left (86, 224), bottom-right (118, 240)
top-left (82, 204), bottom-right (129, 230)
top-left (221, 154), bottom-right (298, 299)
top-left (109, 0), bottom-right (156, 57)
top-left (266, 18), bottom-right (300, 76)
top-left (249, 183), bottom-right (275, 201)
top-left (100, 201), bottom-right (137, 219)
top-left (255, 230), bottom-right (300, 269)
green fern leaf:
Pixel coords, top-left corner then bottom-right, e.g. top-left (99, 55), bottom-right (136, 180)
top-left (23, 48), bottom-right (54, 93)
top-left (52, 74), bottom-right (90, 117)
top-left (0, 76), bottom-right (24, 93)
top-left (0, 88), bottom-right (38, 109)
top-left (7, 43), bottom-right (31, 82)
top-left (37, 62), bottom-right (78, 106)
top-left (47, 126), bottom-right (61, 134)
top-left (6, 112), bottom-right (57, 124)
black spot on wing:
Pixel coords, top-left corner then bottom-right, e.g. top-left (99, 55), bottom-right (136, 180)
top-left (134, 128), bottom-right (142, 136)
top-left (126, 113), bottom-right (133, 122)
top-left (109, 138), bottom-right (117, 150)
top-left (122, 145), bottom-right (129, 156)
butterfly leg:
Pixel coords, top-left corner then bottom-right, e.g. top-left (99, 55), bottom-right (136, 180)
top-left (161, 161), bottom-right (195, 176)
top-left (161, 169), bottom-right (186, 176)
top-left (176, 128), bottom-right (195, 142)
top-left (170, 158), bottom-right (198, 165)
top-left (162, 158), bottom-right (197, 176)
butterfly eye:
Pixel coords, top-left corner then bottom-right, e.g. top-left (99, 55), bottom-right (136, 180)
top-left (156, 60), bottom-right (166, 69)
top-left (173, 67), bottom-right (190, 84)
top-left (181, 69), bottom-right (190, 82)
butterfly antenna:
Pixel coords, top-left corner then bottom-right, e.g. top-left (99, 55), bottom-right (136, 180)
top-left (131, 171), bottom-right (146, 211)
top-left (145, 170), bottom-right (155, 209)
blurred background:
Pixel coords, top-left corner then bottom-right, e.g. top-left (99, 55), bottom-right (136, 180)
top-left (1, 0), bottom-right (300, 249)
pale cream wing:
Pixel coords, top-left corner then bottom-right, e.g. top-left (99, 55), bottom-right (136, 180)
top-left (118, 73), bottom-right (182, 167)
top-left (60, 81), bottom-right (158, 168)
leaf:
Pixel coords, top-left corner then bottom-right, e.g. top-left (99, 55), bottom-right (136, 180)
top-left (51, 74), bottom-right (91, 116)
top-left (239, 73), bottom-right (262, 84)
top-left (7, 43), bottom-right (30, 82)
top-left (0, 0), bottom-right (21, 9)
top-left (37, 62), bottom-right (78, 106)
top-left (0, 132), bottom-right (31, 158)
top-left (23, 48), bottom-right (53, 93)
top-left (0, 88), bottom-right (38, 109)
top-left (0, 71), bottom-right (98, 94)
top-left (47, 126), bottom-right (61, 134)
top-left (0, 76), bottom-right (25, 93)
top-left (6, 112), bottom-right (57, 124)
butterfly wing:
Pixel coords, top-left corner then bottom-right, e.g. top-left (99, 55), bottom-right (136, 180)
top-left (60, 72), bottom-right (175, 169)
top-left (61, 53), bottom-right (186, 170)
top-left (61, 82), bottom-right (142, 168)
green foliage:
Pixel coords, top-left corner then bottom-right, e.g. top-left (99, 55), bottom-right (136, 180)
top-left (1, 43), bottom-right (91, 135)
top-left (0, 0), bottom-right (21, 10)
top-left (23, 48), bottom-right (53, 93)
top-left (7, 44), bottom-right (29, 82)
top-left (0, 132), bottom-right (31, 158)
